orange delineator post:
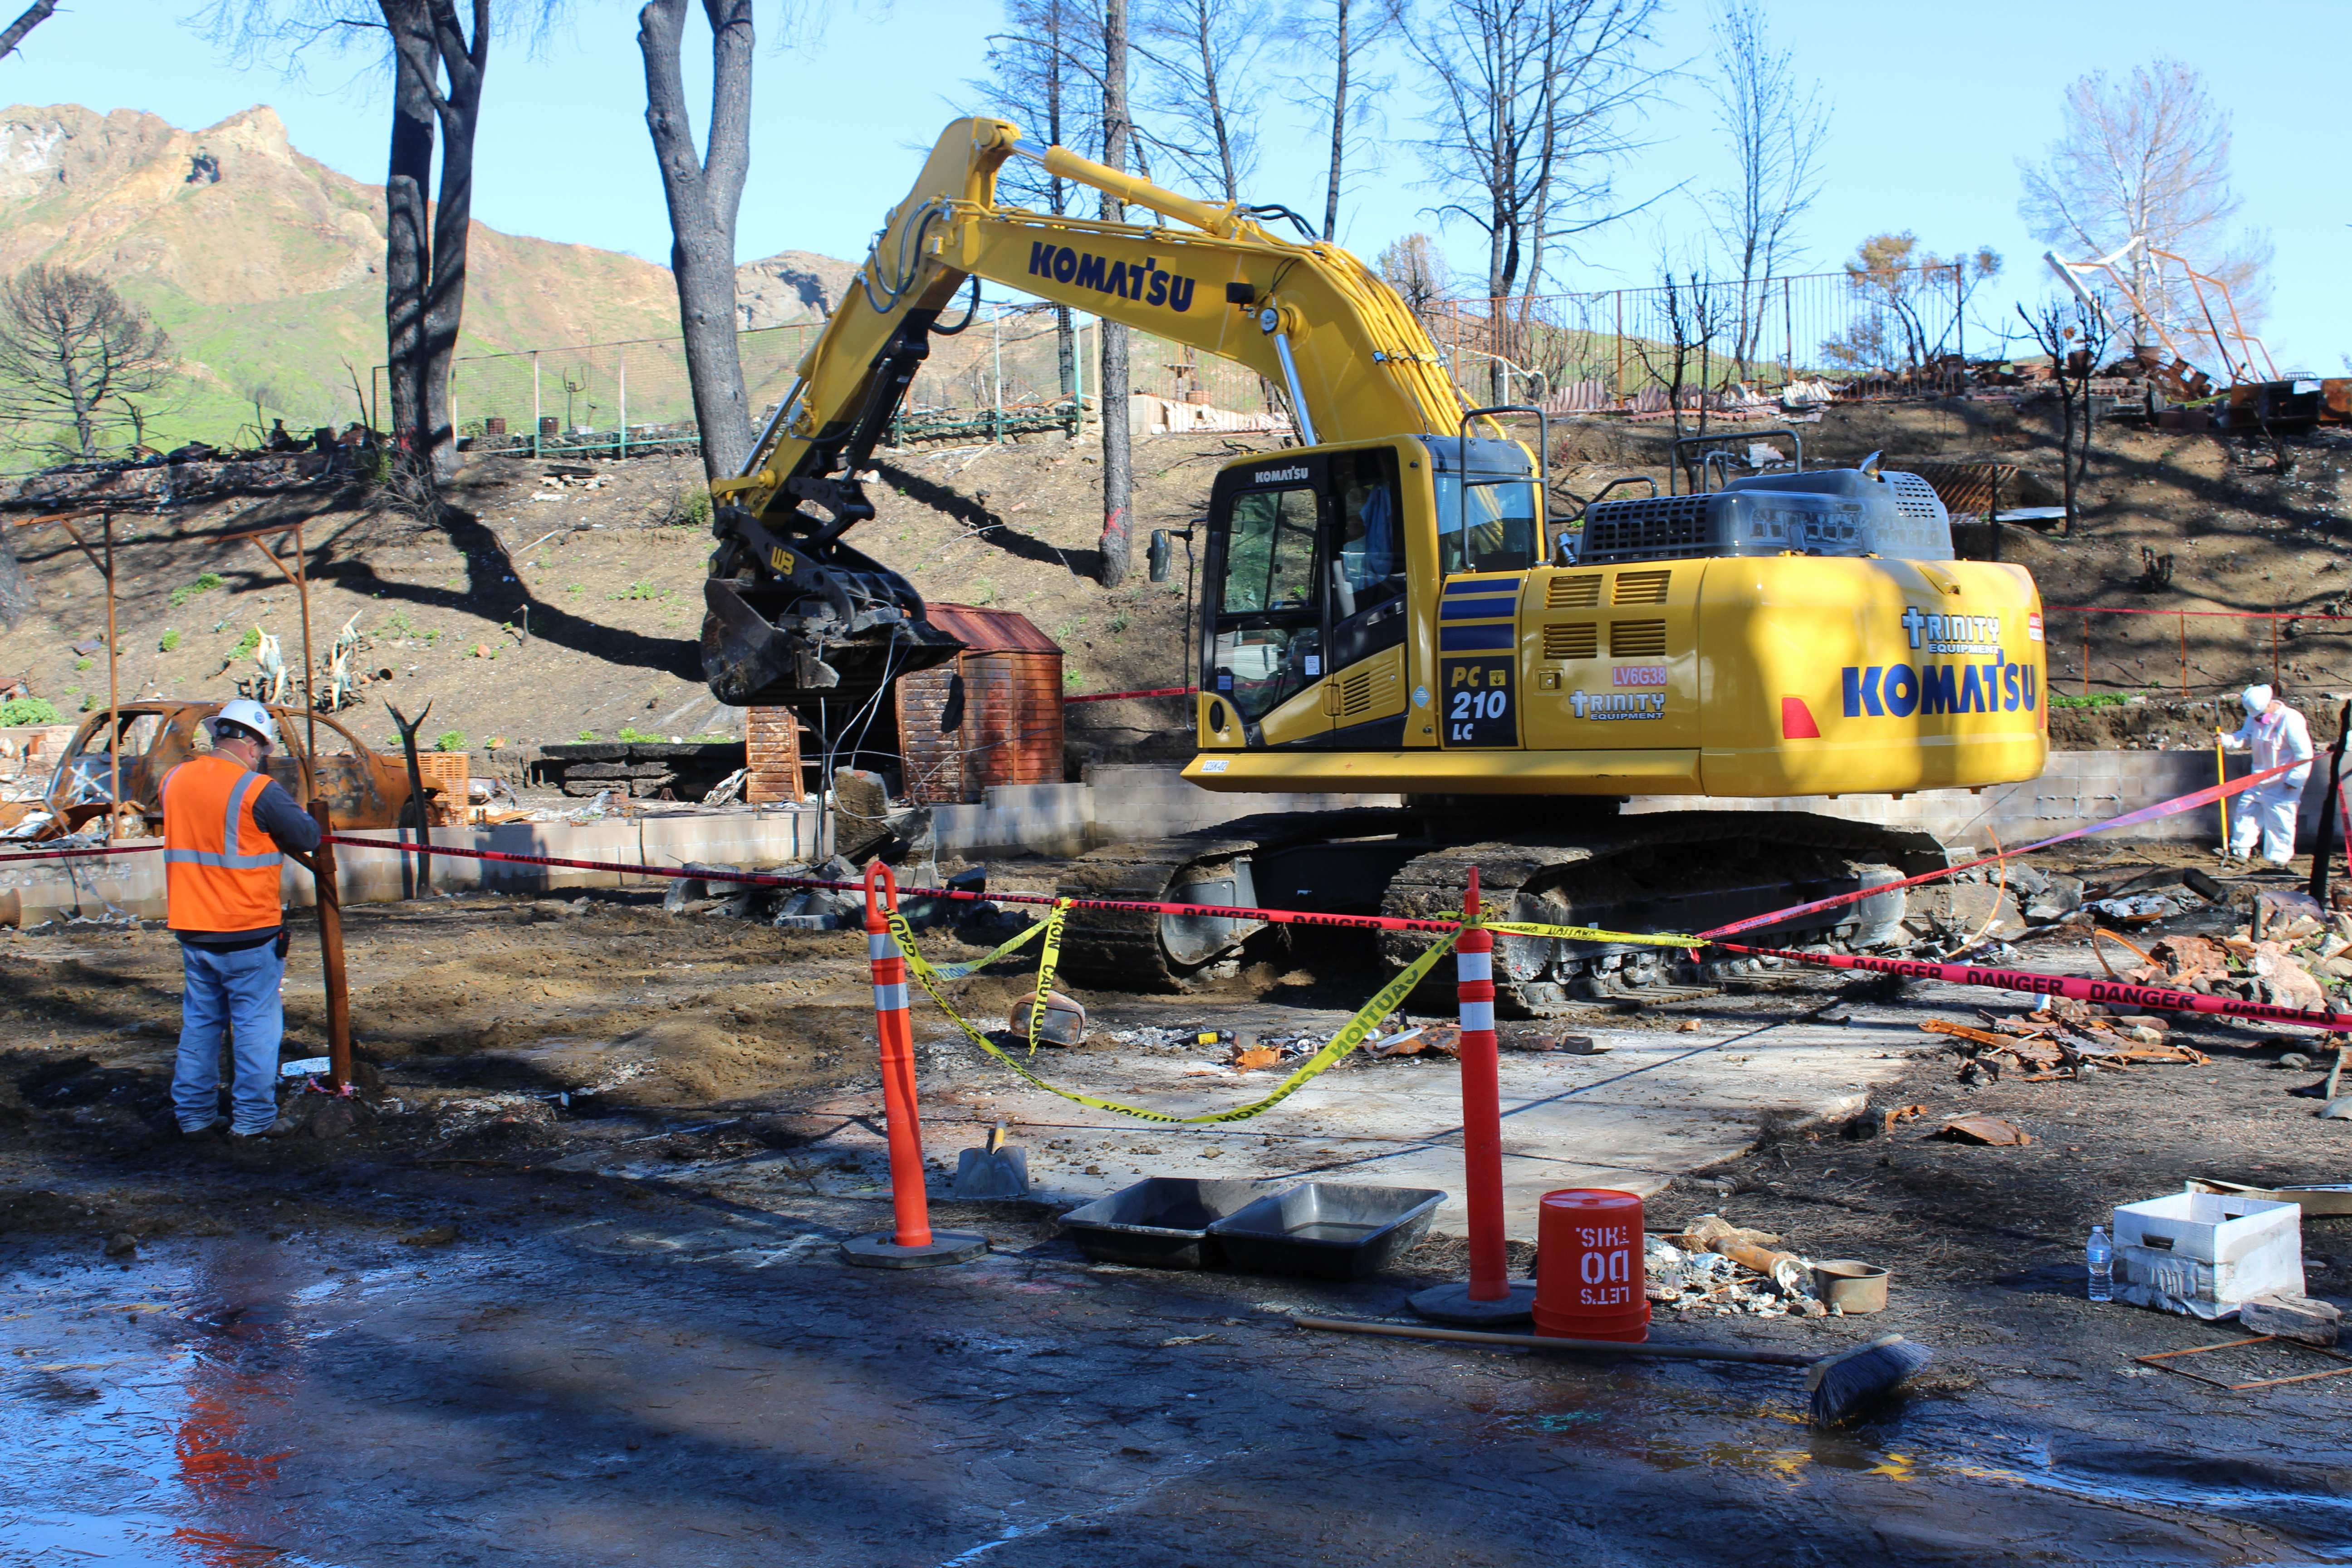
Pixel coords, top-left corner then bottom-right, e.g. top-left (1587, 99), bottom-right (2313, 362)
top-left (866, 862), bottom-right (932, 1248)
top-left (1456, 867), bottom-right (1509, 1303)
top-left (840, 862), bottom-right (987, 1269)
top-left (1409, 865), bottom-right (1537, 1325)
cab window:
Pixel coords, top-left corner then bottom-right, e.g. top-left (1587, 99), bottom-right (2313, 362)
top-left (1210, 486), bottom-right (1323, 722)
top-left (1436, 475), bottom-right (1539, 574)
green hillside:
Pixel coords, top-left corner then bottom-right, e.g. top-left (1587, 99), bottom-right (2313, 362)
top-left (0, 103), bottom-right (686, 466)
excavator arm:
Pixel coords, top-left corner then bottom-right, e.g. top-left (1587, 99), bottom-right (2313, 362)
top-left (699, 116), bottom-right (1470, 709)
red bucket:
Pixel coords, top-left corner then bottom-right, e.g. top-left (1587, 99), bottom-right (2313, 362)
top-left (1533, 1188), bottom-right (1648, 1343)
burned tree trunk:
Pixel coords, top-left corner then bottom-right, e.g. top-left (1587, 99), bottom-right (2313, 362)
top-left (382, 0), bottom-right (436, 475)
top-left (1097, 0), bottom-right (1133, 589)
top-left (0, 532), bottom-right (34, 631)
top-left (379, 0), bottom-right (489, 488)
top-left (639, 0), bottom-right (756, 481)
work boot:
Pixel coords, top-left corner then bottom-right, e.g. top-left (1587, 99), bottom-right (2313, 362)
top-left (178, 1119), bottom-right (224, 1144)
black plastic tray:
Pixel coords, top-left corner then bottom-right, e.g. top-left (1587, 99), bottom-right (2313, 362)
top-left (1056, 1177), bottom-right (1278, 1269)
top-left (1208, 1182), bottom-right (1446, 1281)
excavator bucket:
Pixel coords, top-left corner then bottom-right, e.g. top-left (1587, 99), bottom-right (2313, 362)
top-left (700, 575), bottom-right (964, 710)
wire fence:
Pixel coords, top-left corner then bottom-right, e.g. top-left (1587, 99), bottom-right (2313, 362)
top-left (370, 260), bottom-right (1997, 459)
top-left (2056, 605), bottom-right (2352, 706)
top-left (1420, 264), bottom-right (1998, 414)
top-left (373, 303), bottom-right (1290, 459)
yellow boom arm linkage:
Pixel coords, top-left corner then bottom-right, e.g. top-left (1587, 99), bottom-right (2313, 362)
top-left (697, 117), bottom-right (1476, 709)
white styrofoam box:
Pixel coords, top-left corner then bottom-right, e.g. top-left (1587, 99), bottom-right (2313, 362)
top-left (2111, 1191), bottom-right (2303, 1320)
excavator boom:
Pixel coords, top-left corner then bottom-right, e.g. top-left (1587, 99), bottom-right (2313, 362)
top-left (700, 118), bottom-right (1469, 710)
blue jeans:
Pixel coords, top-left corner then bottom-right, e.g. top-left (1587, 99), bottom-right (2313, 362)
top-left (173, 938), bottom-right (287, 1135)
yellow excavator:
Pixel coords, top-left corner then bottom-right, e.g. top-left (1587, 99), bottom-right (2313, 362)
top-left (706, 119), bottom-right (2048, 1012)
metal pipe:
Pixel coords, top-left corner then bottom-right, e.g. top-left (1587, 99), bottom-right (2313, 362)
top-left (294, 524), bottom-right (317, 801)
top-left (103, 513), bottom-right (118, 837)
top-left (308, 796), bottom-right (352, 1091)
top-left (1268, 328), bottom-right (1318, 447)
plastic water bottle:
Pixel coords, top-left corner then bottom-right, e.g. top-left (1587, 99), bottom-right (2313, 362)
top-left (2086, 1224), bottom-right (2113, 1303)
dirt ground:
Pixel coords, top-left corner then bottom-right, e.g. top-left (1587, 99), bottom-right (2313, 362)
top-left (5, 395), bottom-right (2351, 771)
top-left (6, 838), bottom-right (2352, 1562)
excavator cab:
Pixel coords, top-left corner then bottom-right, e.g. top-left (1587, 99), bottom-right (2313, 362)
top-left (1197, 442), bottom-right (1429, 750)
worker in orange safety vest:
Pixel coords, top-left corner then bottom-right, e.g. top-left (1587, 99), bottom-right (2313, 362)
top-left (163, 698), bottom-right (321, 1140)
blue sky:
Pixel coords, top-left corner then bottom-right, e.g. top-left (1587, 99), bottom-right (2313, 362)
top-left (10, 0), bottom-right (2345, 369)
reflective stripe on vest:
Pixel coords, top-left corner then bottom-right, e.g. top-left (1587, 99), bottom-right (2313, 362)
top-left (162, 755), bottom-right (285, 933)
top-left (162, 768), bottom-right (279, 869)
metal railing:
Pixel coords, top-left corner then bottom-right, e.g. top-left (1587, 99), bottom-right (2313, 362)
top-left (1416, 263), bottom-right (1998, 412)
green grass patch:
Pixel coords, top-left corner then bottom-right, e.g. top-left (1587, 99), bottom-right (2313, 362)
top-left (169, 572), bottom-right (224, 609)
top-left (231, 627), bottom-right (262, 659)
top-left (2049, 692), bottom-right (2132, 710)
top-left (158, 629), bottom-right (181, 652)
top-left (615, 725), bottom-right (665, 743)
top-left (1, 696), bottom-right (62, 725)
top-left (433, 730), bottom-right (469, 753)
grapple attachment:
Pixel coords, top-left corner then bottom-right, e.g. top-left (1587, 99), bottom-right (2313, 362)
top-left (700, 561), bottom-right (963, 710)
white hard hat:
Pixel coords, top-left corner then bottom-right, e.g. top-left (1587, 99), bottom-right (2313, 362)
top-left (204, 697), bottom-right (279, 747)
top-left (2242, 685), bottom-right (2274, 714)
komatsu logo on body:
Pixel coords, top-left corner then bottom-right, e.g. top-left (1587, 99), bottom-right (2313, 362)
top-left (1252, 466), bottom-right (1309, 485)
top-left (1844, 660), bottom-right (2037, 716)
top-left (1029, 243), bottom-right (1198, 312)
top-left (1844, 604), bottom-right (2036, 716)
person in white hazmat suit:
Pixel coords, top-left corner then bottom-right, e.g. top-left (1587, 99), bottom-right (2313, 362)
top-left (2216, 684), bottom-right (2315, 863)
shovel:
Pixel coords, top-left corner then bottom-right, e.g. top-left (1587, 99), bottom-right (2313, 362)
top-left (952, 1124), bottom-right (1029, 1199)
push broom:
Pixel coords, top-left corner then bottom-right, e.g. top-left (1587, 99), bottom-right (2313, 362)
top-left (1292, 1315), bottom-right (1932, 1425)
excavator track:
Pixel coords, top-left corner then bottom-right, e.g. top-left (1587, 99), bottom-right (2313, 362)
top-left (1054, 808), bottom-right (1952, 1014)
top-left (1053, 808), bottom-right (1420, 990)
top-left (1373, 811), bottom-right (1949, 1016)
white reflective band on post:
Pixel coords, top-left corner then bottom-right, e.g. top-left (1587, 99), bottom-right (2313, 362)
top-left (868, 932), bottom-right (897, 960)
top-left (1456, 951), bottom-right (1492, 981)
top-left (1460, 1001), bottom-right (1495, 1032)
top-left (872, 983), bottom-right (909, 1012)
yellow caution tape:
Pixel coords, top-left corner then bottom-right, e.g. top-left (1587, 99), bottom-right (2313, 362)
top-left (928, 911), bottom-right (1053, 980)
top-left (1486, 921), bottom-right (1702, 948)
top-left (1414, 907), bottom-right (1698, 949)
top-left (888, 910), bottom-right (1462, 1125)
top-left (1025, 898), bottom-right (1072, 1056)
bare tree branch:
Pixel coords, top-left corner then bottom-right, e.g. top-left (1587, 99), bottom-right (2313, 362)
top-left (0, 265), bottom-right (177, 461)
top-left (1404, 0), bottom-right (1669, 402)
top-left (0, 0), bottom-right (58, 59)
top-left (2018, 57), bottom-right (2270, 348)
top-left (1704, 0), bottom-right (1825, 378)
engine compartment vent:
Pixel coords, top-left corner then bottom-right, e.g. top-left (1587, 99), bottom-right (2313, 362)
top-left (1578, 494), bottom-right (1710, 564)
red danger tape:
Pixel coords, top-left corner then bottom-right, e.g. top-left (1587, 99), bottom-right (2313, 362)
top-left (0, 843), bottom-right (164, 864)
top-left (328, 747), bottom-right (2303, 946)
top-left (318, 834), bottom-right (1463, 936)
top-left (1718, 941), bottom-right (2352, 1035)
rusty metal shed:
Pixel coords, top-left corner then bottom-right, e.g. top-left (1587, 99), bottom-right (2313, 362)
top-left (895, 605), bottom-right (1064, 804)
